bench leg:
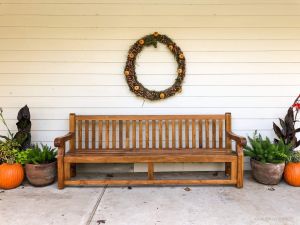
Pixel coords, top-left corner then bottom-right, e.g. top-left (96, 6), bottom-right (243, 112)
top-left (57, 156), bottom-right (65, 189)
top-left (148, 163), bottom-right (154, 180)
top-left (230, 160), bottom-right (237, 185)
top-left (225, 162), bottom-right (231, 176)
top-left (64, 162), bottom-right (71, 180)
top-left (236, 155), bottom-right (244, 188)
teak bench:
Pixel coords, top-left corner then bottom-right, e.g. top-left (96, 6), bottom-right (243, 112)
top-left (54, 113), bottom-right (246, 189)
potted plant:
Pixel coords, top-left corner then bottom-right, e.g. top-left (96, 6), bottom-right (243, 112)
top-left (273, 94), bottom-right (300, 149)
top-left (24, 144), bottom-right (57, 186)
top-left (273, 94), bottom-right (300, 186)
top-left (244, 132), bottom-right (291, 185)
top-left (0, 108), bottom-right (25, 189)
top-left (284, 151), bottom-right (300, 186)
top-left (0, 140), bottom-right (25, 189)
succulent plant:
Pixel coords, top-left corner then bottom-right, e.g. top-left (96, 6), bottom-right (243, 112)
top-left (288, 151), bottom-right (300, 163)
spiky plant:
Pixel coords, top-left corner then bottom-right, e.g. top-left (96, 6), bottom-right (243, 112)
top-left (25, 144), bottom-right (57, 164)
top-left (244, 132), bottom-right (291, 164)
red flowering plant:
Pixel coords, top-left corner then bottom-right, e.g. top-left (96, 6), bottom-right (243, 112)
top-left (273, 94), bottom-right (300, 150)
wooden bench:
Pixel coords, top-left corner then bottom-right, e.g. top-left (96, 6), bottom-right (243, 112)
top-left (54, 113), bottom-right (246, 189)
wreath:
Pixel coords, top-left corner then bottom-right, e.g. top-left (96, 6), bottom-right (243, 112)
top-left (124, 32), bottom-right (186, 101)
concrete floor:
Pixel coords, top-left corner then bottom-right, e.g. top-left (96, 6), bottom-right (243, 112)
top-left (1, 172), bottom-right (300, 225)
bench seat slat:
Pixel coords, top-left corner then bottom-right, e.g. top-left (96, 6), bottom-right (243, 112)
top-left (67, 149), bottom-right (234, 156)
top-left (65, 179), bottom-right (236, 186)
top-left (64, 153), bottom-right (236, 163)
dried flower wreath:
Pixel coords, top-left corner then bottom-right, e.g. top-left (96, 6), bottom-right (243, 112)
top-left (124, 32), bottom-right (186, 101)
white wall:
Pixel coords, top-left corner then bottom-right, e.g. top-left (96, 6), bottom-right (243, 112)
top-left (0, 0), bottom-right (300, 170)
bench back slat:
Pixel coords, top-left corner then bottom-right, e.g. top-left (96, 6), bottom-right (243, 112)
top-left (192, 119), bottom-right (196, 148)
top-left (92, 120), bottom-right (96, 149)
top-left (85, 120), bottom-right (89, 149)
top-left (105, 120), bottom-right (110, 149)
top-left (69, 113), bottom-right (76, 152)
top-left (178, 120), bottom-right (183, 149)
top-left (198, 120), bottom-right (203, 148)
top-left (212, 120), bottom-right (217, 149)
top-left (172, 120), bottom-right (176, 148)
top-left (225, 113), bottom-right (232, 151)
top-left (165, 120), bottom-right (169, 149)
top-left (185, 119), bottom-right (190, 149)
top-left (139, 120), bottom-right (143, 149)
top-left (219, 119), bottom-right (223, 149)
top-left (146, 120), bottom-right (150, 149)
top-left (72, 114), bottom-right (231, 151)
top-left (158, 120), bottom-right (163, 149)
top-left (119, 120), bottom-right (123, 149)
top-left (98, 120), bottom-right (103, 150)
top-left (112, 120), bottom-right (116, 149)
top-left (126, 120), bottom-right (130, 149)
top-left (78, 120), bottom-right (83, 149)
top-left (132, 120), bottom-right (136, 149)
top-left (205, 120), bottom-right (209, 148)
top-left (152, 120), bottom-right (156, 149)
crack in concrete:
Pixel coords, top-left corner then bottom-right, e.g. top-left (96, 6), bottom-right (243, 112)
top-left (85, 186), bottom-right (107, 225)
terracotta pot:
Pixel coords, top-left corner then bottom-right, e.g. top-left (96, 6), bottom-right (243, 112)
top-left (284, 162), bottom-right (300, 187)
top-left (250, 159), bottom-right (285, 185)
top-left (0, 163), bottom-right (24, 190)
top-left (25, 161), bottom-right (57, 186)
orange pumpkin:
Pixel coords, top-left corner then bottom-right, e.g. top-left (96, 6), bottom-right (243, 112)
top-left (0, 163), bottom-right (24, 189)
top-left (284, 162), bottom-right (300, 187)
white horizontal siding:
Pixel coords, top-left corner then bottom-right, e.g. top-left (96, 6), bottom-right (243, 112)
top-left (0, 0), bottom-right (300, 171)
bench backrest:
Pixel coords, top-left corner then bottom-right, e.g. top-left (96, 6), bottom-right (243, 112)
top-left (68, 114), bottom-right (232, 151)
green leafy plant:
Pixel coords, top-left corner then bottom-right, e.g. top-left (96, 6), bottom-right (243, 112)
top-left (0, 139), bottom-right (21, 164)
top-left (13, 149), bottom-right (30, 165)
top-left (244, 132), bottom-right (291, 164)
top-left (25, 144), bottom-right (57, 164)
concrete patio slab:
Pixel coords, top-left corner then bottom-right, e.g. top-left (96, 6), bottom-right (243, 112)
top-left (0, 183), bottom-right (103, 225)
top-left (91, 173), bottom-right (300, 225)
top-left (1, 172), bottom-right (300, 225)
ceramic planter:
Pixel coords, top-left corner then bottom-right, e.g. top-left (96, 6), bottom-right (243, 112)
top-left (25, 161), bottom-right (57, 186)
top-left (250, 158), bottom-right (285, 185)
top-left (284, 162), bottom-right (300, 187)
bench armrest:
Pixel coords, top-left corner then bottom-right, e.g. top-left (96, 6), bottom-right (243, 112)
top-left (226, 131), bottom-right (247, 147)
top-left (54, 132), bottom-right (75, 148)
top-left (226, 131), bottom-right (247, 156)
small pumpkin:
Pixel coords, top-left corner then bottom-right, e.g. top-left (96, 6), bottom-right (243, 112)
top-left (0, 163), bottom-right (24, 189)
top-left (284, 162), bottom-right (300, 186)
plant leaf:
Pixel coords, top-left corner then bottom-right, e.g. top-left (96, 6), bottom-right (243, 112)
top-left (273, 122), bottom-right (284, 139)
top-left (279, 119), bottom-right (287, 136)
top-left (285, 107), bottom-right (295, 131)
top-left (0, 135), bottom-right (9, 140)
top-left (296, 140), bottom-right (300, 148)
